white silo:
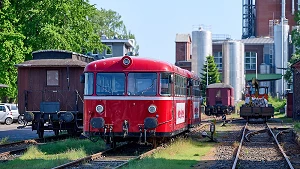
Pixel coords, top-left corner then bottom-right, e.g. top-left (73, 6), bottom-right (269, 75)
top-left (274, 0), bottom-right (289, 96)
top-left (274, 22), bottom-right (289, 96)
top-left (191, 27), bottom-right (212, 77)
top-left (222, 40), bottom-right (245, 102)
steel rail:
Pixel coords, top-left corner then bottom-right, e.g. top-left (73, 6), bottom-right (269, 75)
top-left (114, 145), bottom-right (165, 169)
top-left (51, 147), bottom-right (114, 169)
top-left (231, 122), bottom-right (248, 169)
top-left (266, 123), bottom-right (294, 169)
top-left (0, 147), bottom-right (28, 157)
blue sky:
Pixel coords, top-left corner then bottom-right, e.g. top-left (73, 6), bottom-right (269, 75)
top-left (89, 0), bottom-right (242, 64)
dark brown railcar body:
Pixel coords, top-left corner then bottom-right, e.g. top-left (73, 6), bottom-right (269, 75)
top-left (205, 83), bottom-right (235, 117)
top-left (16, 50), bottom-right (93, 138)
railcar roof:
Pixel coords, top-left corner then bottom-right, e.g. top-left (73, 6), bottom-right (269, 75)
top-left (207, 83), bottom-right (233, 89)
top-left (85, 56), bottom-right (193, 76)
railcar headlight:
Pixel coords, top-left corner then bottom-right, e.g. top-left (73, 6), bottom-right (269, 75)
top-left (148, 105), bottom-right (157, 113)
top-left (96, 105), bottom-right (104, 113)
top-left (123, 58), bottom-right (130, 65)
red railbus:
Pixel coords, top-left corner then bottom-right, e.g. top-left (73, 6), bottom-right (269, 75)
top-left (82, 56), bottom-right (201, 146)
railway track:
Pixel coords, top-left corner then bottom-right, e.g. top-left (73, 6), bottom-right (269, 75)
top-left (232, 122), bottom-right (296, 169)
top-left (52, 142), bottom-right (156, 169)
top-left (0, 134), bottom-right (75, 162)
top-left (52, 122), bottom-right (215, 169)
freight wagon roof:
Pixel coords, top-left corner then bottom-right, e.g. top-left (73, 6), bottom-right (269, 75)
top-left (207, 83), bottom-right (233, 89)
top-left (85, 56), bottom-right (192, 76)
top-left (15, 59), bottom-right (88, 67)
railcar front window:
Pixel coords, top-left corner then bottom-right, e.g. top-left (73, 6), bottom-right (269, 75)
top-left (84, 73), bottom-right (94, 95)
top-left (128, 73), bottom-right (157, 96)
top-left (96, 73), bottom-right (125, 96)
top-left (259, 87), bottom-right (266, 95)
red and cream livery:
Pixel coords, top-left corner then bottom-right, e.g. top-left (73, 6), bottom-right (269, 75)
top-left (83, 56), bottom-right (201, 145)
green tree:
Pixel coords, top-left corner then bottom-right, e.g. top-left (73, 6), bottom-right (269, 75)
top-left (284, 53), bottom-right (300, 83)
top-left (89, 8), bottom-right (139, 55)
top-left (284, 11), bottom-right (300, 82)
top-left (10, 0), bottom-right (104, 60)
top-left (0, 0), bottom-right (138, 101)
top-left (200, 55), bottom-right (221, 96)
top-left (0, 0), bottom-right (28, 102)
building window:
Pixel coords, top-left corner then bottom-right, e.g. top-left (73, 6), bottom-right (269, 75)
top-left (213, 52), bottom-right (222, 70)
top-left (106, 45), bottom-right (112, 55)
top-left (47, 70), bottom-right (59, 86)
top-left (269, 54), bottom-right (273, 65)
top-left (245, 52), bottom-right (256, 70)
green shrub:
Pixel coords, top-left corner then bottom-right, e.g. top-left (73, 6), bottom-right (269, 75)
top-left (268, 95), bottom-right (286, 112)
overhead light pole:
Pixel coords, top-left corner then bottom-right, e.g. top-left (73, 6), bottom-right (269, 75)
top-left (256, 52), bottom-right (257, 80)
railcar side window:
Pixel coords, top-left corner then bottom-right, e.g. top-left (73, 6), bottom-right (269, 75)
top-left (193, 80), bottom-right (201, 96)
top-left (47, 70), bottom-right (59, 86)
top-left (127, 73), bottom-right (157, 96)
top-left (160, 73), bottom-right (171, 96)
top-left (96, 73), bottom-right (125, 96)
top-left (175, 74), bottom-right (187, 96)
top-left (84, 73), bottom-right (94, 95)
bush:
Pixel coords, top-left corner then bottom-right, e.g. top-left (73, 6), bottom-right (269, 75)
top-left (268, 95), bottom-right (286, 112)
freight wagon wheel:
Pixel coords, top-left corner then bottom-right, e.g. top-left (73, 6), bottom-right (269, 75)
top-left (37, 122), bottom-right (44, 138)
top-left (54, 129), bottom-right (59, 136)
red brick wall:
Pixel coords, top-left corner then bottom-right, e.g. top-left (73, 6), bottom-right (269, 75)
top-left (175, 42), bottom-right (186, 62)
top-left (186, 42), bottom-right (191, 61)
top-left (175, 42), bottom-right (191, 62)
top-left (292, 66), bottom-right (300, 120)
top-left (256, 0), bottom-right (297, 37)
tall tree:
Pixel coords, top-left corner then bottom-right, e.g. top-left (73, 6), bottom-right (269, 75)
top-left (200, 55), bottom-right (221, 96)
top-left (284, 11), bottom-right (300, 82)
top-left (10, 0), bottom-right (104, 60)
top-left (89, 8), bottom-right (139, 55)
top-left (0, 0), bottom-right (138, 101)
top-left (0, 0), bottom-right (28, 102)
top-left (90, 8), bottom-right (127, 39)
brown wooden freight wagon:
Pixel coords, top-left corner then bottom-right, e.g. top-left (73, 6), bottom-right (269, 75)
top-left (16, 50), bottom-right (94, 138)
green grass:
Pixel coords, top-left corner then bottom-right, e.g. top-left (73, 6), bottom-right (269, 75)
top-left (273, 111), bottom-right (293, 123)
top-left (268, 96), bottom-right (286, 112)
top-left (273, 111), bottom-right (300, 133)
top-left (235, 101), bottom-right (245, 113)
top-left (0, 138), bottom-right (106, 169)
top-left (122, 138), bottom-right (214, 169)
top-left (0, 136), bottom-right (9, 145)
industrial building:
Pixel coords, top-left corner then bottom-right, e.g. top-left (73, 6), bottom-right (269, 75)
top-left (175, 0), bottom-right (297, 99)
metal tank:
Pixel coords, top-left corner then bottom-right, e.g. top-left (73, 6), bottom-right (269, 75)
top-left (222, 40), bottom-right (245, 102)
top-left (274, 22), bottom-right (289, 96)
top-left (191, 27), bottom-right (212, 77)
